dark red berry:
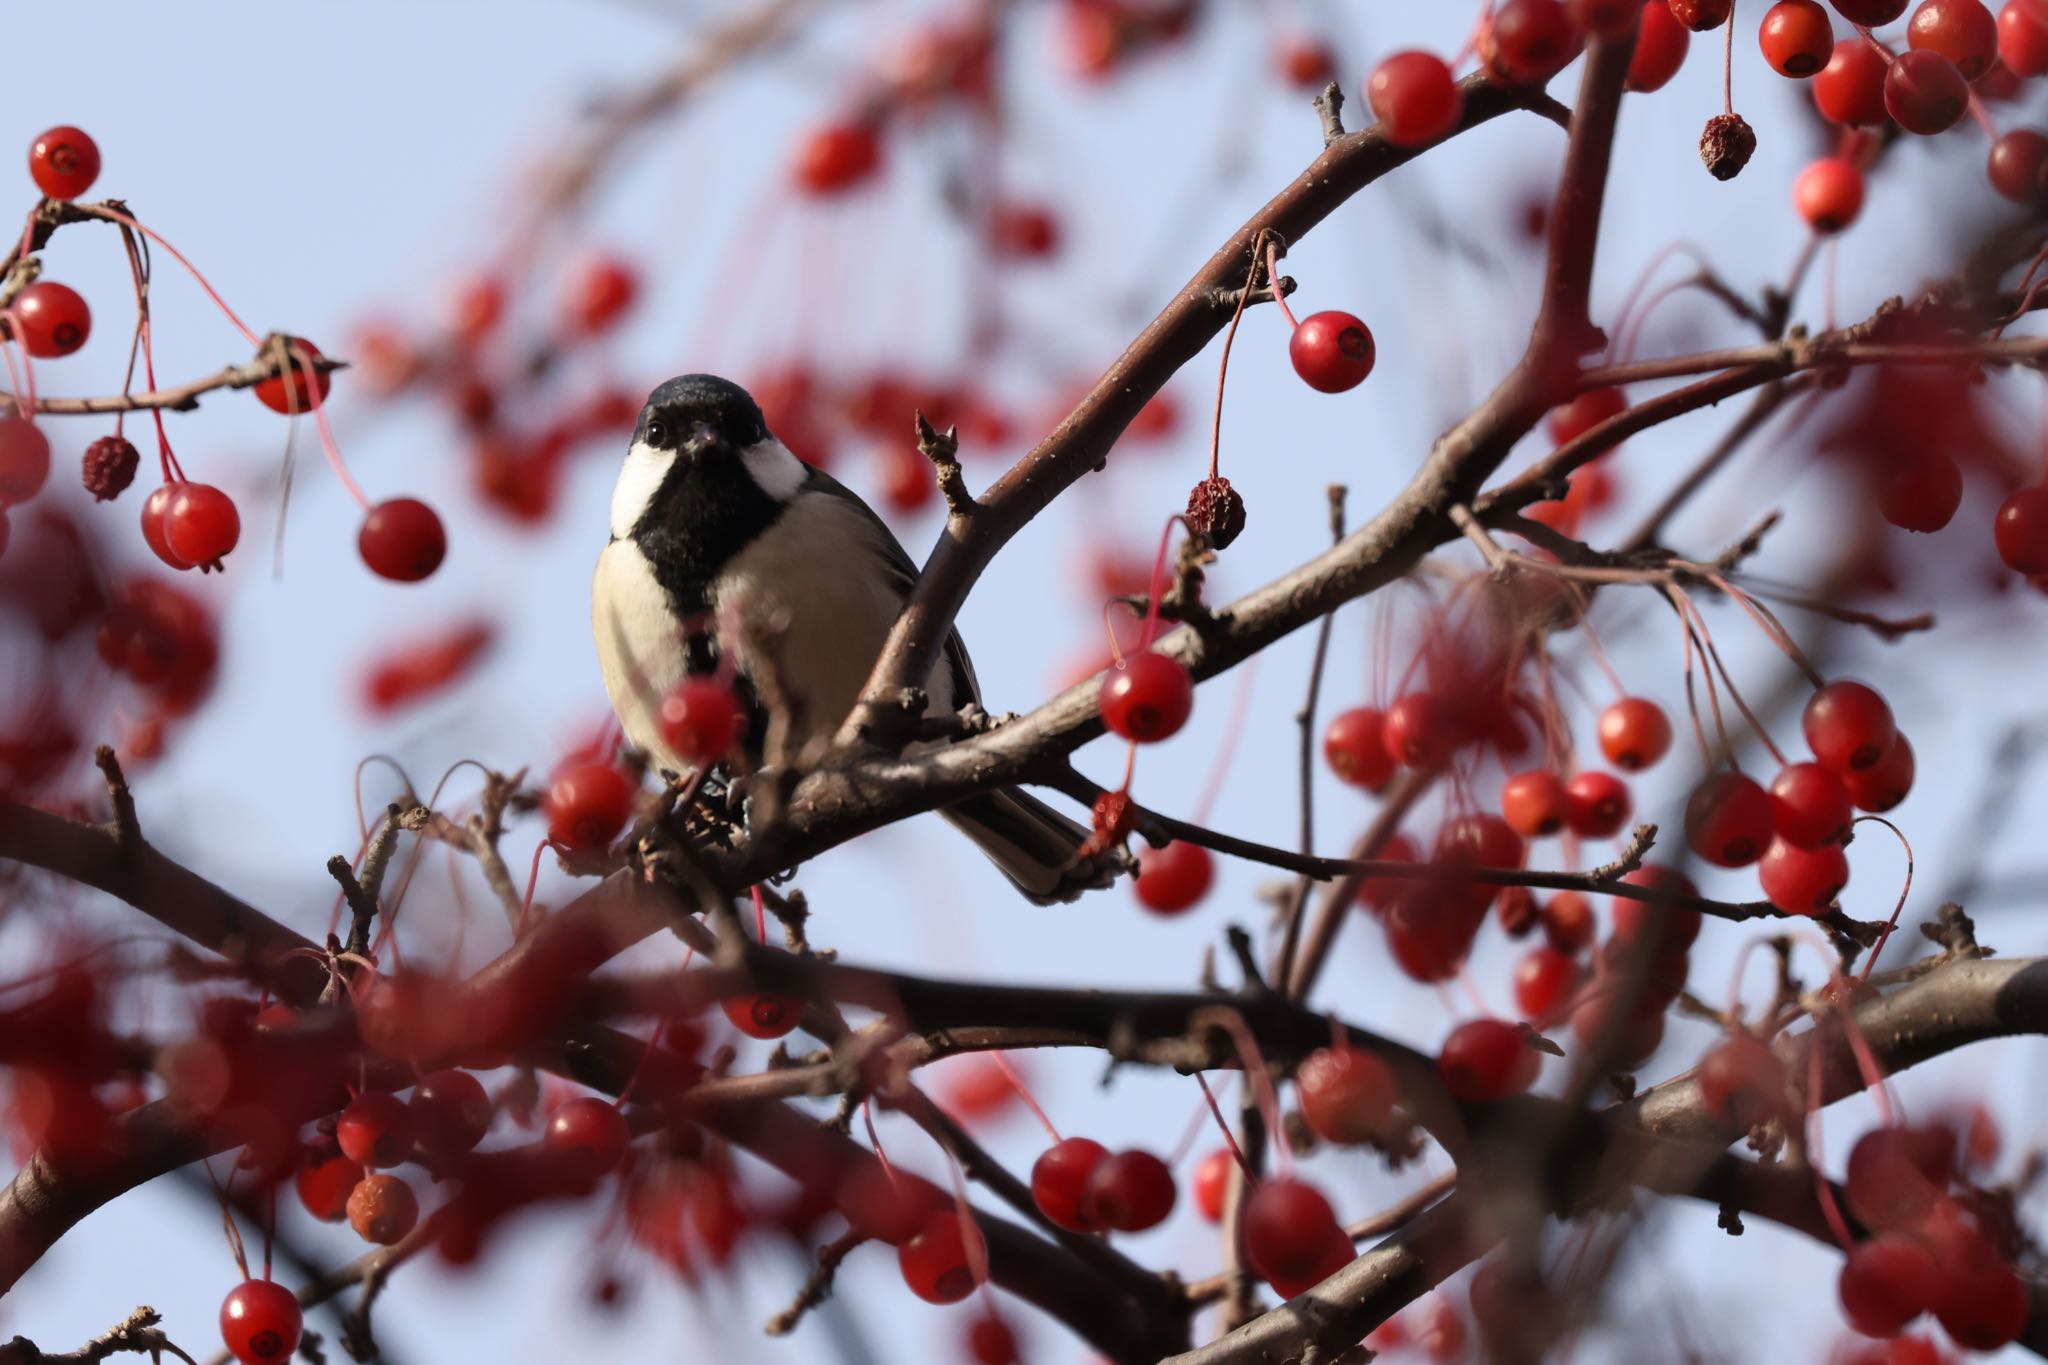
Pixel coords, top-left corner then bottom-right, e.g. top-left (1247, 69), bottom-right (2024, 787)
top-left (990, 202), bottom-right (1060, 258)
top-left (348, 1172), bottom-right (420, 1245)
top-left (1084, 1149), bottom-right (1176, 1231)
top-left (1572, 0), bottom-right (1641, 34)
top-left (1684, 772), bottom-right (1775, 867)
top-left (1830, 0), bottom-right (1910, 20)
top-left (1134, 841), bottom-right (1213, 914)
top-left (1382, 691), bottom-right (1456, 768)
top-left (162, 483), bottom-right (241, 571)
top-left (254, 337), bottom-right (332, 413)
top-left (1795, 157), bottom-right (1866, 233)
top-left (1288, 311), bottom-right (1376, 392)
top-left (1846, 1125), bottom-right (1956, 1230)
top-left (1768, 762), bottom-right (1853, 848)
top-left (658, 677), bottom-right (745, 768)
top-left (1296, 1045), bottom-right (1399, 1144)
top-left (1439, 1018), bottom-right (1540, 1101)
top-left (409, 1068), bottom-right (491, 1157)
top-left (1757, 837), bottom-right (1849, 914)
top-left (12, 281), bottom-right (90, 357)
top-left (1908, 0), bottom-right (1999, 78)
top-left (80, 434), bottom-right (138, 502)
top-left (1804, 680), bottom-right (1895, 772)
top-left (794, 122), bottom-right (883, 195)
top-left (1513, 946), bottom-right (1579, 1020)
top-left (544, 758), bottom-right (635, 851)
top-left (1543, 890), bottom-right (1595, 953)
top-left (1988, 129), bottom-right (2048, 201)
top-left (1487, 0), bottom-right (1582, 82)
top-left (1995, 484), bottom-right (2048, 570)
top-left (1597, 697), bottom-right (1672, 770)
top-left (2002, 0), bottom-right (2048, 75)
top-left (1031, 1136), bottom-right (1109, 1232)
top-left (1366, 52), bottom-right (1464, 145)
top-left (1669, 0), bottom-right (1733, 30)
top-left (1697, 1032), bottom-right (1790, 1129)
top-left (1500, 769), bottom-right (1569, 838)
top-left (1760, 0), bottom-right (1836, 76)
top-left (543, 1096), bottom-right (631, 1174)
top-left (1324, 707), bottom-right (1394, 789)
top-left (1100, 651), bottom-right (1194, 742)
top-left (967, 1315), bottom-right (1020, 1365)
top-left (564, 256), bottom-right (638, 336)
top-left (722, 992), bottom-right (801, 1039)
top-left (1884, 48), bottom-right (1971, 133)
top-left (294, 1152), bottom-right (364, 1222)
top-left (898, 1208), bottom-right (984, 1304)
top-left (0, 415), bottom-right (51, 505)
top-left (220, 1279), bottom-right (302, 1365)
top-left (1192, 1149), bottom-right (1232, 1222)
top-left (1842, 732), bottom-right (1914, 811)
top-left (1563, 770), bottom-right (1631, 838)
top-left (336, 1091), bottom-right (413, 1169)
top-left (1878, 453), bottom-right (1963, 532)
top-left (1242, 1178), bottom-right (1346, 1283)
top-left (1629, 0), bottom-right (1693, 90)
top-left (358, 497), bottom-right (445, 582)
top-left (28, 126), bottom-right (100, 200)
top-left (1839, 1233), bottom-right (1940, 1337)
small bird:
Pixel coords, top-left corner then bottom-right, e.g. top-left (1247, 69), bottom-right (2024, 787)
top-left (592, 373), bottom-right (1114, 904)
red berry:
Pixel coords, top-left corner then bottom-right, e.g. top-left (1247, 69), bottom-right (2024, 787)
top-left (409, 1069), bottom-right (491, 1158)
top-left (564, 255), bottom-right (638, 336)
top-left (1832, 0), bottom-right (1910, 19)
top-left (543, 1096), bottom-right (631, 1174)
top-left (1990, 128), bottom-right (2048, 202)
top-left (1697, 1032), bottom-right (1790, 1128)
top-left (1542, 889), bottom-right (1596, 953)
top-left (1804, 680), bottom-right (1895, 772)
top-left (1758, 836), bottom-right (1850, 914)
top-left (253, 337), bottom-right (332, 413)
top-left (1296, 1045), bottom-right (1399, 1144)
top-left (81, 433), bottom-right (139, 502)
top-left (837, 1163), bottom-right (943, 1244)
top-left (1435, 812), bottom-right (1528, 872)
top-left (657, 677), bottom-right (746, 768)
top-left (898, 1208), bottom-right (984, 1304)
top-left (1288, 310), bottom-right (1376, 392)
top-left (1031, 1136), bottom-right (1109, 1232)
top-left (1547, 386), bottom-right (1629, 445)
top-left (544, 758), bottom-right (635, 850)
top-left (0, 415), bottom-right (51, 505)
top-left (1366, 52), bottom-right (1464, 146)
top-left (336, 1091), bottom-right (413, 1169)
top-left (1513, 946), bottom-right (1580, 1020)
top-left (1842, 731), bottom-right (1914, 811)
top-left (1324, 707), bottom-right (1394, 789)
top-left (1134, 840), bottom-right (1214, 914)
top-left (1084, 1149), bottom-right (1176, 1231)
top-left (1760, 0), bottom-right (1837, 76)
top-left (1933, 1253), bottom-right (2028, 1349)
top-left (2002, 0), bottom-right (2048, 74)
top-left (1885, 48), bottom-right (1971, 132)
top-left (294, 1152), bottom-right (364, 1222)
top-left (162, 483), bottom-right (241, 571)
top-left (1669, 0), bottom-right (1734, 29)
top-left (1439, 1019), bottom-right (1539, 1101)
top-left (1629, 0), bottom-right (1694, 90)
top-left (220, 1279), bottom-right (302, 1365)
top-left (1839, 1233), bottom-right (1940, 1337)
top-left (1384, 891), bottom-right (1477, 982)
top-left (12, 281), bottom-right (90, 357)
top-left (722, 992), bottom-right (801, 1039)
top-left (447, 274), bottom-right (504, 343)
top-left (1995, 484), bottom-right (2048, 570)
top-left (1243, 1178), bottom-right (1345, 1283)
top-left (1487, 0), bottom-right (1582, 82)
top-left (990, 202), bottom-right (1060, 258)
top-left (1192, 1148), bottom-right (1232, 1222)
top-left (1500, 769), bottom-right (1569, 838)
top-left (28, 126), bottom-right (100, 199)
top-left (1794, 157), bottom-right (1866, 233)
top-left (967, 1315), bottom-right (1020, 1365)
top-left (1563, 770), bottom-right (1631, 838)
top-left (1572, 0), bottom-right (1642, 34)
top-left (358, 497), bottom-right (446, 582)
top-left (1909, 0), bottom-right (1999, 77)
top-left (1615, 866), bottom-right (1703, 945)
top-left (1769, 762), bottom-right (1852, 847)
top-left (794, 122), bottom-right (883, 195)
top-left (347, 1172), bottom-right (420, 1245)
top-left (1383, 691), bottom-right (1456, 768)
top-left (1597, 697), bottom-right (1672, 770)
top-left (1275, 35), bottom-right (1337, 87)
top-left (1099, 651), bottom-right (1194, 742)
top-left (1879, 453), bottom-right (1963, 532)
top-left (1683, 772), bottom-right (1775, 867)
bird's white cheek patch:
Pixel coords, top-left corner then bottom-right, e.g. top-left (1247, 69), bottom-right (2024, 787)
top-left (609, 440), bottom-right (673, 540)
top-left (740, 438), bottom-right (808, 503)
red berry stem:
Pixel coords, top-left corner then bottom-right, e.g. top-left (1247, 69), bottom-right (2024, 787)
top-left (1191, 663), bottom-right (1257, 824)
top-left (987, 1051), bottom-right (1061, 1142)
top-left (1203, 235), bottom-right (1269, 482)
top-left (1852, 815), bottom-right (1915, 982)
top-left (1192, 1070), bottom-right (1255, 1177)
top-left (204, 1156), bottom-right (253, 1280)
top-left (293, 339), bottom-right (374, 511)
top-left (1602, 241), bottom-right (1710, 364)
top-left (1701, 572), bottom-right (1827, 688)
top-left (1804, 1040), bottom-right (1860, 1253)
top-left (1207, 1007), bottom-right (1295, 1177)
top-left (115, 227), bottom-right (184, 482)
top-left (95, 206), bottom-right (264, 347)
top-left (1166, 1071), bottom-right (1234, 1164)
top-left (1264, 239), bottom-right (1299, 330)
top-left (1673, 587), bottom-right (1788, 766)
top-left (515, 836), bottom-right (551, 940)
top-left (1722, 0), bottom-right (1738, 115)
top-left (1136, 513), bottom-right (1188, 650)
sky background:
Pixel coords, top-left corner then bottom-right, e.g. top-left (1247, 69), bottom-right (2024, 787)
top-left (5, 2), bottom-right (2048, 1362)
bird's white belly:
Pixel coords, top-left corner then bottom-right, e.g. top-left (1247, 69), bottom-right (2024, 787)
top-left (592, 539), bottom-right (692, 772)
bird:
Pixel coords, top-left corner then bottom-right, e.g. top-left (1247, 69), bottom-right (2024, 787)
top-left (592, 373), bottom-right (1117, 904)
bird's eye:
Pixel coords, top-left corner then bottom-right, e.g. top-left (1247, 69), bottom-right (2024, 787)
top-left (645, 419), bottom-right (667, 447)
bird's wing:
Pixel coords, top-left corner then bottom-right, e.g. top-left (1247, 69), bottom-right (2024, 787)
top-left (798, 465), bottom-right (980, 706)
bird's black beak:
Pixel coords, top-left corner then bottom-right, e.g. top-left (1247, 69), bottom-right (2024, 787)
top-left (681, 420), bottom-right (726, 458)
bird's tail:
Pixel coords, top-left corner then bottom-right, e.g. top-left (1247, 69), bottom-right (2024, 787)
top-left (939, 787), bottom-right (1127, 905)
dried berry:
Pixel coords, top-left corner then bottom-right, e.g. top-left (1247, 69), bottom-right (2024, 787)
top-left (80, 435), bottom-right (140, 502)
top-left (1185, 475), bottom-right (1246, 550)
top-left (1699, 113), bottom-right (1756, 181)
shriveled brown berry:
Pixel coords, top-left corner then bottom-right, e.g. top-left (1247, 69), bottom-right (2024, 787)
top-left (1699, 113), bottom-right (1756, 180)
top-left (81, 435), bottom-right (140, 502)
top-left (1186, 475), bottom-right (1246, 550)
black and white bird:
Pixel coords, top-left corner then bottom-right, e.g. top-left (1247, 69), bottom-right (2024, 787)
top-left (592, 373), bottom-right (1114, 904)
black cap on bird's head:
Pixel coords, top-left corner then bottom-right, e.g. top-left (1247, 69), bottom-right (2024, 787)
top-left (635, 374), bottom-right (770, 454)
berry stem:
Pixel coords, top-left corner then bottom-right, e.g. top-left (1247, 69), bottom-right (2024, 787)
top-left (91, 206), bottom-right (263, 348)
top-left (1167, 1072), bottom-right (1234, 1164)
top-left (295, 339), bottom-right (374, 511)
top-left (1721, 1), bottom-right (1737, 117)
top-left (515, 837), bottom-right (549, 941)
top-left (1804, 1044), bottom-right (1859, 1252)
top-left (1192, 660), bottom-right (1258, 825)
top-left (1137, 514), bottom-right (1188, 651)
top-left (1192, 1071), bottom-right (1254, 1178)
top-left (1852, 816), bottom-right (1915, 982)
top-left (987, 1052), bottom-right (1060, 1142)
top-left (1204, 239), bottom-right (1267, 482)
top-left (1206, 1007), bottom-right (1294, 1177)
top-left (1264, 240), bottom-right (1299, 330)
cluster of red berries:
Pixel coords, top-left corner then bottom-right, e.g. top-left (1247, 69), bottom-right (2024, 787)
top-left (1681, 679), bottom-right (1911, 915)
top-left (1057, 0), bottom-right (1197, 80)
top-left (1029, 1136), bottom-right (1178, 1233)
